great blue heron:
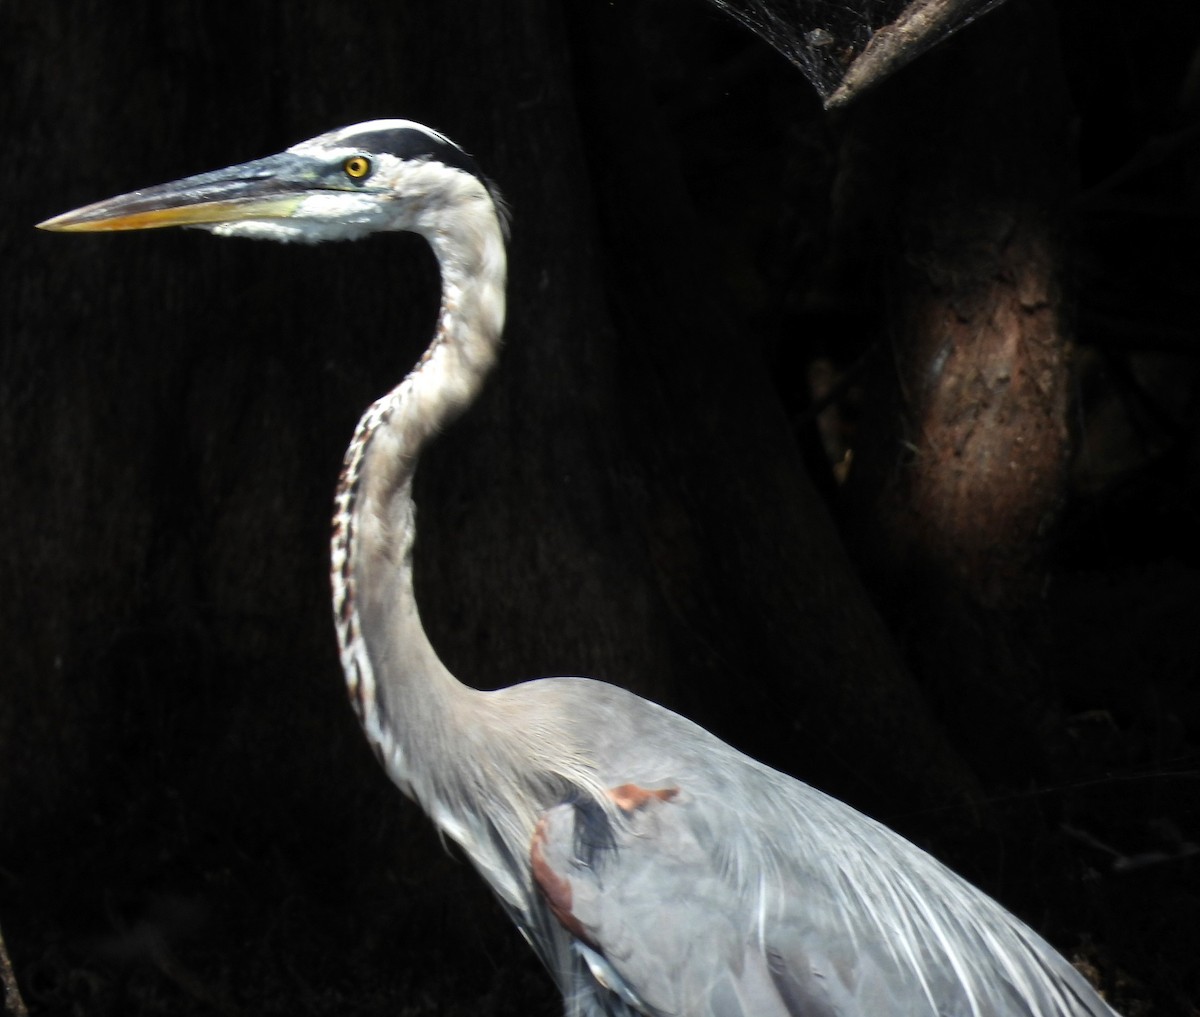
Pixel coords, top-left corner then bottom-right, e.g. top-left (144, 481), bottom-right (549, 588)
top-left (40, 121), bottom-right (1119, 1017)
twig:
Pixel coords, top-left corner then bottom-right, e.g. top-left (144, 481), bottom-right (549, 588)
top-left (0, 919), bottom-right (29, 1017)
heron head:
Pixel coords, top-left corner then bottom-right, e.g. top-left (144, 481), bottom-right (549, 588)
top-left (37, 119), bottom-right (502, 244)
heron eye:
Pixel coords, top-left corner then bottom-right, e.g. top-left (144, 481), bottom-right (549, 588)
top-left (343, 156), bottom-right (372, 181)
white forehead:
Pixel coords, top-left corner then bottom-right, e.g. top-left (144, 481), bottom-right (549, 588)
top-left (288, 119), bottom-right (456, 157)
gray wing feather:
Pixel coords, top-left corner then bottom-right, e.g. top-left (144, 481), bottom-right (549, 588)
top-left (538, 790), bottom-right (852, 1016)
top-left (532, 753), bottom-right (1118, 1017)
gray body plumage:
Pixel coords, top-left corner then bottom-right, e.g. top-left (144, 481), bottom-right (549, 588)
top-left (39, 120), bottom-right (1119, 1017)
top-left (508, 678), bottom-right (1114, 1017)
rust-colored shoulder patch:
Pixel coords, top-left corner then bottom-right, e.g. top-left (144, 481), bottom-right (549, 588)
top-left (606, 783), bottom-right (679, 813)
top-left (530, 816), bottom-right (592, 945)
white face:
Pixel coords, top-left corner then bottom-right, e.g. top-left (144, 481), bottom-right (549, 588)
top-left (204, 120), bottom-right (492, 245)
top-left (205, 188), bottom-right (387, 243)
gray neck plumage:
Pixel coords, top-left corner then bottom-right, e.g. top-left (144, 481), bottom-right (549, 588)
top-left (327, 171), bottom-right (612, 927)
top-left (330, 173), bottom-right (508, 804)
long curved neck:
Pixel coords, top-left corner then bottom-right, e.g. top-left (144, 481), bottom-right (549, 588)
top-left (328, 189), bottom-right (609, 917)
top-left (330, 191), bottom-right (507, 797)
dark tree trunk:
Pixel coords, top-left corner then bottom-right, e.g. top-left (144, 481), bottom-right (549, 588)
top-left (557, 2), bottom-right (983, 819)
top-left (842, 0), bottom-right (1075, 780)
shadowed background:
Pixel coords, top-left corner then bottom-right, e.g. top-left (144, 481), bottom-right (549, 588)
top-left (1, 1), bottom-right (1197, 1014)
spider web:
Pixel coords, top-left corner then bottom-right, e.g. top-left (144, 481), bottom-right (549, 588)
top-left (709, 0), bottom-right (1009, 106)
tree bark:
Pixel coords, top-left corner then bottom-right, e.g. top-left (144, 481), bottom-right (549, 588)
top-left (843, 0), bottom-right (1074, 779)
top-left (0, 920), bottom-right (28, 1017)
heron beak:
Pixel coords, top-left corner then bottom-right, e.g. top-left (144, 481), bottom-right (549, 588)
top-left (36, 153), bottom-right (314, 233)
